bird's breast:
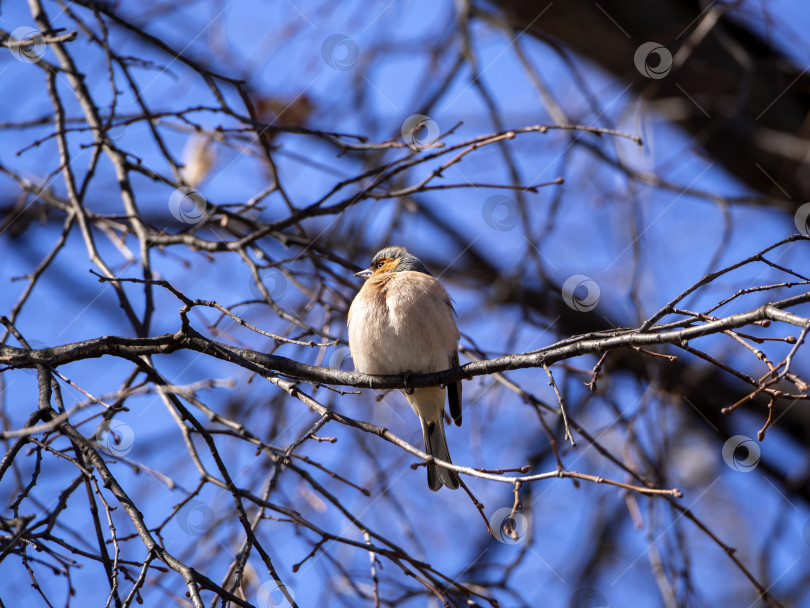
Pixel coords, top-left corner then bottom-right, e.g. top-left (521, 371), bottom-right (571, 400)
top-left (348, 272), bottom-right (458, 375)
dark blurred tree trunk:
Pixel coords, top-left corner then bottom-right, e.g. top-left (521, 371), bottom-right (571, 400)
top-left (491, 0), bottom-right (810, 204)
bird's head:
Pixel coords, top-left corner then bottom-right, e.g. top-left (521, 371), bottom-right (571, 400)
top-left (354, 246), bottom-right (432, 279)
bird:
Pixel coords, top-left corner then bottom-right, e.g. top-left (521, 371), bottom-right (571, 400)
top-left (348, 246), bottom-right (462, 491)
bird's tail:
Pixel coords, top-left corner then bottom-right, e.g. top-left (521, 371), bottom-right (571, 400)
top-left (420, 418), bottom-right (459, 491)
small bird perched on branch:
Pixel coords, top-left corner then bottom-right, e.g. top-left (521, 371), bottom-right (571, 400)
top-left (348, 246), bottom-right (462, 491)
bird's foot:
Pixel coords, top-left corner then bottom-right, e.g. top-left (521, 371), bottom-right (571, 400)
top-left (403, 371), bottom-right (415, 394)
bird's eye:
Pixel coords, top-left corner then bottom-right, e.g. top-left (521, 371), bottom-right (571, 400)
top-left (376, 261), bottom-right (385, 268)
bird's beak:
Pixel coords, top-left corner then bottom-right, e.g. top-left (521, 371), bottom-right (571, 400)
top-left (354, 268), bottom-right (373, 279)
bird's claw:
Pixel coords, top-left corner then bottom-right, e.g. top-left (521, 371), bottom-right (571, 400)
top-left (403, 371), bottom-right (415, 394)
